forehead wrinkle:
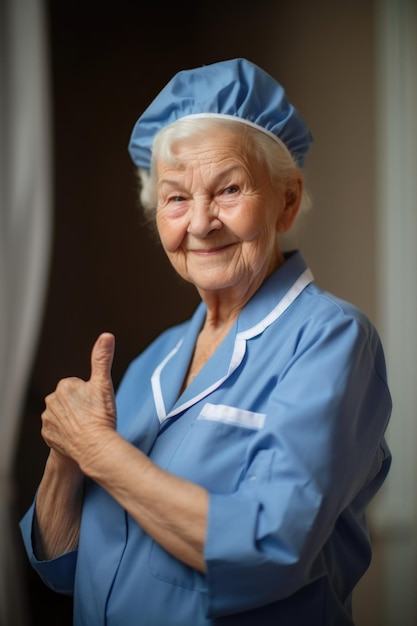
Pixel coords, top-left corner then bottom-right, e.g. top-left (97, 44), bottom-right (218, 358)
top-left (158, 163), bottom-right (246, 190)
top-left (156, 129), bottom-right (258, 192)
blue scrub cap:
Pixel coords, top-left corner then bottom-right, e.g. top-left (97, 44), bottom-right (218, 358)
top-left (128, 58), bottom-right (313, 169)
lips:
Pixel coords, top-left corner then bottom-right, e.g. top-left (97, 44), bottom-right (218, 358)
top-left (189, 242), bottom-right (235, 254)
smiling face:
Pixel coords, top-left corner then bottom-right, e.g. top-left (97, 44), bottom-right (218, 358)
top-left (155, 124), bottom-right (300, 307)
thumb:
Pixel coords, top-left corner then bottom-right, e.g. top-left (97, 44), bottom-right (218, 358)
top-left (90, 332), bottom-right (115, 384)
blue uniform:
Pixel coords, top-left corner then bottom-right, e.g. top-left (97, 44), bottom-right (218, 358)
top-left (20, 250), bottom-right (392, 625)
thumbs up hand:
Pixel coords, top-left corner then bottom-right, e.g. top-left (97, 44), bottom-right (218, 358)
top-left (41, 333), bottom-right (117, 468)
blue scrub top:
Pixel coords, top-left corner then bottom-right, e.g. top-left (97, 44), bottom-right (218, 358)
top-left (20, 250), bottom-right (392, 625)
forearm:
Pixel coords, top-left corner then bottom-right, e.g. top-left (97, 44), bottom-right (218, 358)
top-left (80, 432), bottom-right (208, 573)
top-left (34, 450), bottom-right (85, 561)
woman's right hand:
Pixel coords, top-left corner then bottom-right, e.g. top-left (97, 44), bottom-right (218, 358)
top-left (40, 333), bottom-right (117, 471)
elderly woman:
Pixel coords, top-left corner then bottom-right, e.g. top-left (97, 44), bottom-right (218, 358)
top-left (20, 58), bottom-right (391, 625)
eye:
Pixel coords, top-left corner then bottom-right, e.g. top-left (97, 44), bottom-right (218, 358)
top-left (223, 185), bottom-right (239, 195)
top-left (169, 195), bottom-right (185, 203)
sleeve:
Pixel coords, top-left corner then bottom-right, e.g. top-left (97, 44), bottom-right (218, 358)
top-left (204, 312), bottom-right (392, 617)
top-left (19, 499), bottom-right (77, 595)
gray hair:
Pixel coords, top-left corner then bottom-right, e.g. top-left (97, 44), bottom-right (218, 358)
top-left (135, 117), bottom-right (311, 226)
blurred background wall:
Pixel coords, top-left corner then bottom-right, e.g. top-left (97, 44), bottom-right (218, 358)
top-left (2, 0), bottom-right (415, 624)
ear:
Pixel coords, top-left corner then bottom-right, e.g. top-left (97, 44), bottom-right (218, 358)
top-left (276, 173), bottom-right (303, 233)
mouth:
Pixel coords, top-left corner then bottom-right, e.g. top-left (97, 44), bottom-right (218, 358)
top-left (189, 243), bottom-right (235, 255)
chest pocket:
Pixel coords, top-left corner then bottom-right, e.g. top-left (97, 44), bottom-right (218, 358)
top-left (199, 403), bottom-right (266, 429)
top-left (163, 402), bottom-right (266, 492)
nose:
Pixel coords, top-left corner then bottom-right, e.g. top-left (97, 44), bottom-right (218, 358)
top-left (187, 196), bottom-right (222, 237)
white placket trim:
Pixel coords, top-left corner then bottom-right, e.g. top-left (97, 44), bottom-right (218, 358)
top-left (152, 268), bottom-right (314, 424)
top-left (151, 339), bottom-right (183, 423)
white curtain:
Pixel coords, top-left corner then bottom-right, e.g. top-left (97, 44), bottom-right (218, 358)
top-left (0, 0), bottom-right (52, 624)
top-left (374, 0), bottom-right (417, 624)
